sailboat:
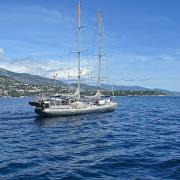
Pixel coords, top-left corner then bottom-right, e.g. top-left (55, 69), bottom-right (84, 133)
top-left (29, 1), bottom-right (117, 117)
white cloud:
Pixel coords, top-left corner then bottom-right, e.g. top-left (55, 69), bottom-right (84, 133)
top-left (0, 48), bottom-right (4, 60)
top-left (0, 56), bottom-right (93, 81)
top-left (112, 51), bottom-right (180, 64)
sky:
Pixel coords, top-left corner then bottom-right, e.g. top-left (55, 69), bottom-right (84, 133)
top-left (0, 0), bottom-right (180, 91)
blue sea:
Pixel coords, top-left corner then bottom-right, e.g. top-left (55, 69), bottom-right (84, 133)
top-left (0, 96), bottom-right (180, 179)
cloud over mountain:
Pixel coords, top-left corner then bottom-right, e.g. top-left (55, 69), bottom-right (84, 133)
top-left (0, 48), bottom-right (4, 60)
top-left (0, 49), bottom-right (92, 80)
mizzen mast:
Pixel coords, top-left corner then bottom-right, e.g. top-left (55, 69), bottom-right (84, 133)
top-left (98, 10), bottom-right (102, 90)
top-left (77, 0), bottom-right (81, 93)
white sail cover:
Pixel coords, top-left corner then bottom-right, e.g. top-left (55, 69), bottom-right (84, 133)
top-left (49, 89), bottom-right (80, 100)
top-left (84, 90), bottom-right (102, 100)
top-left (67, 89), bottom-right (80, 99)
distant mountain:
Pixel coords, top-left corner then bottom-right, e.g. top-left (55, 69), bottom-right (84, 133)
top-left (153, 88), bottom-right (178, 96)
top-left (0, 74), bottom-right (68, 97)
top-left (101, 84), bottom-right (150, 91)
top-left (101, 84), bottom-right (176, 95)
top-left (174, 92), bottom-right (180, 96)
top-left (0, 68), bottom-right (178, 95)
top-left (72, 83), bottom-right (154, 91)
top-left (0, 68), bottom-right (65, 86)
top-left (70, 83), bottom-right (98, 91)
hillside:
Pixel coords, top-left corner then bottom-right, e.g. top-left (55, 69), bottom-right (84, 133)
top-left (101, 84), bottom-right (150, 91)
top-left (70, 83), bottom-right (98, 91)
top-left (0, 68), bottom-right (177, 97)
top-left (0, 74), bottom-right (67, 97)
top-left (0, 68), bottom-right (65, 86)
top-left (101, 84), bottom-right (175, 95)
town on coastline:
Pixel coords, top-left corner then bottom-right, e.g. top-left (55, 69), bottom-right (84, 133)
top-left (0, 68), bottom-right (174, 98)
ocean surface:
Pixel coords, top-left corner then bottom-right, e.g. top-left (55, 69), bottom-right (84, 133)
top-left (0, 96), bottom-right (180, 179)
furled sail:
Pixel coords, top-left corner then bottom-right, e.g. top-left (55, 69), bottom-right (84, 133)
top-left (49, 89), bottom-right (80, 100)
top-left (67, 89), bottom-right (80, 99)
top-left (84, 90), bottom-right (102, 100)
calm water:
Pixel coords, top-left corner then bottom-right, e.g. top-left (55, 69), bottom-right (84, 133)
top-left (0, 96), bottom-right (180, 179)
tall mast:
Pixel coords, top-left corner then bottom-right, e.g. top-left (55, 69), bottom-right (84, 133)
top-left (98, 10), bottom-right (102, 90)
top-left (77, 0), bottom-right (81, 92)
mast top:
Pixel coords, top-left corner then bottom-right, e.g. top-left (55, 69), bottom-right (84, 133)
top-left (78, 0), bottom-right (81, 27)
top-left (98, 10), bottom-right (102, 34)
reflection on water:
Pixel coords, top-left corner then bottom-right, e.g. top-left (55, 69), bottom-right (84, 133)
top-left (0, 96), bottom-right (180, 179)
top-left (34, 115), bottom-right (82, 126)
top-left (34, 110), bottom-right (114, 127)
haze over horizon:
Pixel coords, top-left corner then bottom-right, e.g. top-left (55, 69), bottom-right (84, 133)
top-left (0, 0), bottom-right (180, 91)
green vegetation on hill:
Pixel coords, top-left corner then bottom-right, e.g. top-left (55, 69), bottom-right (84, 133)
top-left (0, 75), bottom-right (68, 97)
top-left (0, 68), bottom-right (65, 86)
top-left (0, 68), bottom-right (175, 97)
top-left (103, 90), bottom-right (167, 96)
top-left (0, 74), bottom-right (169, 97)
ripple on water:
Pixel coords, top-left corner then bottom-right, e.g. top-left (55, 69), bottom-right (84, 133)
top-left (0, 96), bottom-right (180, 179)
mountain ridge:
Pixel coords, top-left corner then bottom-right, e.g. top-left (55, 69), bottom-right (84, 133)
top-left (0, 68), bottom-right (65, 86)
top-left (0, 68), bottom-right (178, 95)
